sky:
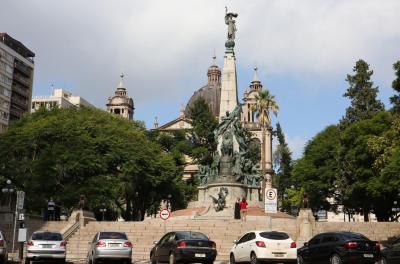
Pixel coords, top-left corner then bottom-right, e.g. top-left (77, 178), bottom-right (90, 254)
top-left (2, 0), bottom-right (400, 159)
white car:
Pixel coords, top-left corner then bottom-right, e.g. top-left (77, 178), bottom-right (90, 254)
top-left (229, 231), bottom-right (297, 264)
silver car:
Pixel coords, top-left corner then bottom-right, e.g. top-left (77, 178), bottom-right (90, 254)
top-left (0, 231), bottom-right (8, 264)
top-left (25, 231), bottom-right (66, 264)
top-left (86, 231), bottom-right (132, 264)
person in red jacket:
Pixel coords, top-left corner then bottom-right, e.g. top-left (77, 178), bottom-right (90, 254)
top-left (240, 197), bottom-right (248, 221)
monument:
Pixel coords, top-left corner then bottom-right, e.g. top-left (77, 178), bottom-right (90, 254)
top-left (192, 9), bottom-right (264, 215)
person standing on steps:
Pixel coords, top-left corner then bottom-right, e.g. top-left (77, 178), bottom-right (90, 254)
top-left (240, 197), bottom-right (248, 221)
top-left (47, 198), bottom-right (55, 221)
top-left (234, 198), bottom-right (241, 219)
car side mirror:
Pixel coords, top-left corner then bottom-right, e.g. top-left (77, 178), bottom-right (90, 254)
top-left (233, 240), bottom-right (238, 244)
top-left (304, 242), bottom-right (309, 247)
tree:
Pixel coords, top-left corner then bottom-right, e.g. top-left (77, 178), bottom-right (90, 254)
top-left (341, 59), bottom-right (384, 127)
top-left (368, 114), bottom-right (400, 221)
top-left (273, 123), bottom-right (293, 211)
top-left (390, 61), bottom-right (400, 113)
top-left (338, 112), bottom-right (392, 221)
top-left (292, 125), bottom-right (341, 211)
top-left (188, 97), bottom-right (218, 165)
top-left (250, 90), bottom-right (279, 128)
top-left (0, 107), bottom-right (183, 220)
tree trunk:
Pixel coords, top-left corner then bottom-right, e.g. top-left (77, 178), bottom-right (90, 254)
top-left (363, 206), bottom-right (369, 222)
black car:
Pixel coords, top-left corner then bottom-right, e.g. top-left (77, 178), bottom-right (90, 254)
top-left (380, 236), bottom-right (400, 264)
top-left (297, 231), bottom-right (381, 264)
top-left (150, 231), bottom-right (217, 264)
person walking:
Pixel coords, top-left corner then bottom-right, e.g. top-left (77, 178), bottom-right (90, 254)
top-left (240, 197), bottom-right (248, 221)
top-left (47, 198), bottom-right (55, 221)
top-left (234, 198), bottom-right (241, 220)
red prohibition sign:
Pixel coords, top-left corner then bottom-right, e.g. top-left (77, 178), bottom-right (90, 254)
top-left (160, 209), bottom-right (171, 220)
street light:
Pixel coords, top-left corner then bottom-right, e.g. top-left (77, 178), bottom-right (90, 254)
top-left (167, 194), bottom-right (172, 210)
top-left (99, 203), bottom-right (107, 221)
top-left (2, 179), bottom-right (15, 208)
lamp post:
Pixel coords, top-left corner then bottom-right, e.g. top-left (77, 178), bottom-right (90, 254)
top-left (99, 204), bottom-right (107, 221)
top-left (167, 194), bottom-right (172, 210)
top-left (2, 179), bottom-right (15, 208)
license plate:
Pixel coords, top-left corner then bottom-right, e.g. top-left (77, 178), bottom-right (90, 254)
top-left (109, 243), bottom-right (121, 247)
top-left (41, 244), bottom-right (53, 248)
top-left (195, 253), bottom-right (206, 258)
top-left (364, 254), bottom-right (373, 258)
top-left (274, 253), bottom-right (285, 257)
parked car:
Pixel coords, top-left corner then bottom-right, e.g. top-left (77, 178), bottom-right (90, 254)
top-left (297, 231), bottom-right (381, 264)
top-left (25, 231), bottom-right (66, 263)
top-left (0, 230), bottom-right (8, 264)
top-left (380, 236), bottom-right (400, 264)
top-left (86, 231), bottom-right (132, 264)
top-left (150, 231), bottom-right (217, 264)
top-left (229, 230), bottom-right (297, 264)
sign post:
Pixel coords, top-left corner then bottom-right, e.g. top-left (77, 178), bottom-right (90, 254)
top-left (12, 191), bottom-right (25, 261)
top-left (265, 188), bottom-right (278, 214)
top-left (160, 208), bottom-right (171, 234)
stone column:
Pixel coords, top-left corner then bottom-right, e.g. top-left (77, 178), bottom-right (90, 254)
top-left (297, 209), bottom-right (316, 245)
top-left (219, 52), bottom-right (238, 121)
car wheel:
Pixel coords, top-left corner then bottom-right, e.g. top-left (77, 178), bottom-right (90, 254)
top-left (330, 254), bottom-right (342, 264)
top-left (230, 253), bottom-right (236, 264)
top-left (377, 257), bottom-right (387, 264)
top-left (151, 253), bottom-right (157, 264)
top-left (297, 255), bottom-right (305, 264)
top-left (250, 252), bottom-right (259, 264)
top-left (169, 252), bottom-right (176, 264)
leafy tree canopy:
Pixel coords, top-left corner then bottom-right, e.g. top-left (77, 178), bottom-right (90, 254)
top-left (0, 107), bottom-right (184, 220)
top-left (390, 61), bottom-right (400, 113)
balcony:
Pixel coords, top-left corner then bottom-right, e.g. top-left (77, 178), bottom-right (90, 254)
top-left (14, 61), bottom-right (32, 77)
top-left (11, 96), bottom-right (28, 110)
top-left (12, 84), bottom-right (30, 97)
top-left (13, 73), bottom-right (31, 87)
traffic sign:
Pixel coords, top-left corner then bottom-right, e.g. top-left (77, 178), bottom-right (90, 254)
top-left (265, 188), bottom-right (278, 213)
top-left (160, 209), bottom-right (171, 220)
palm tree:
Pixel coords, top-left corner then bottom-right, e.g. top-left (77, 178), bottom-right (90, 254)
top-left (250, 90), bottom-right (279, 192)
top-left (250, 89), bottom-right (279, 128)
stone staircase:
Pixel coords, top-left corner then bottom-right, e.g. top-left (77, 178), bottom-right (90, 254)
top-left (65, 218), bottom-right (298, 262)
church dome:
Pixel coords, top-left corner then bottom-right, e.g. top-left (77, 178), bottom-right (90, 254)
top-left (184, 57), bottom-right (221, 117)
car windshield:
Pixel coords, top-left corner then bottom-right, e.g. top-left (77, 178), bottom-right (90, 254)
top-left (99, 232), bottom-right (127, 240)
top-left (176, 232), bottom-right (208, 240)
top-left (260, 232), bottom-right (289, 240)
top-left (32, 232), bottom-right (62, 241)
top-left (340, 233), bottom-right (369, 241)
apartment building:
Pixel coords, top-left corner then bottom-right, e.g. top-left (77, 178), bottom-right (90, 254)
top-left (0, 33), bottom-right (35, 132)
top-left (32, 88), bottom-right (95, 112)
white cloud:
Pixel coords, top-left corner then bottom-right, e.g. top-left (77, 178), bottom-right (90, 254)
top-left (1, 0), bottom-right (399, 115)
top-left (286, 135), bottom-right (308, 160)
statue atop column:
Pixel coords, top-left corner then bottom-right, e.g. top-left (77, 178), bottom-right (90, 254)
top-left (225, 7), bottom-right (238, 52)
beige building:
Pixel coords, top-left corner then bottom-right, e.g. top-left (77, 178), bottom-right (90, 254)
top-left (0, 33), bottom-right (35, 133)
top-left (31, 88), bottom-right (95, 112)
top-left (107, 74), bottom-right (134, 120)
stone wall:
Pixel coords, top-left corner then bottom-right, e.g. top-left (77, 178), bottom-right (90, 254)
top-left (315, 222), bottom-right (400, 241)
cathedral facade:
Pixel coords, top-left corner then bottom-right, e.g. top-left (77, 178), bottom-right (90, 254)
top-left (155, 59), bottom-right (274, 179)
top-left (106, 74), bottom-right (135, 120)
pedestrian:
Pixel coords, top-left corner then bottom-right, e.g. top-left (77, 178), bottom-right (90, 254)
top-left (234, 198), bottom-right (241, 220)
top-left (47, 198), bottom-right (55, 221)
top-left (78, 194), bottom-right (85, 210)
top-left (240, 197), bottom-right (248, 221)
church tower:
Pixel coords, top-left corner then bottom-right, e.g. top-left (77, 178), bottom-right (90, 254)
top-left (242, 67), bottom-right (274, 178)
top-left (106, 74), bottom-right (134, 120)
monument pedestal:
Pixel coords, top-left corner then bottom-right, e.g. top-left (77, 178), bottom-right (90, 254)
top-left (297, 209), bottom-right (316, 244)
top-left (191, 181), bottom-right (262, 216)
